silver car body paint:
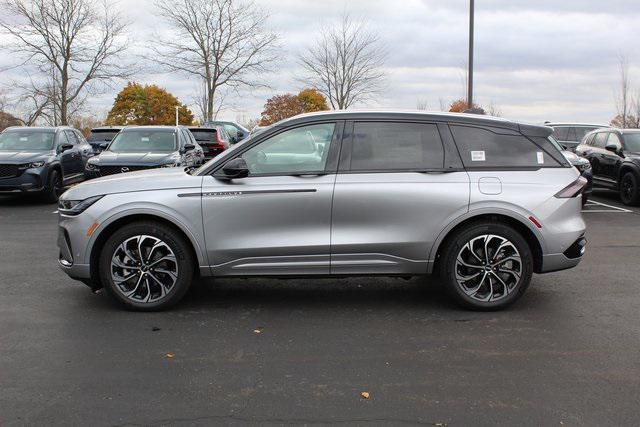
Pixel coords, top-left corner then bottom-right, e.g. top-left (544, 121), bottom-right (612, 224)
top-left (58, 111), bottom-right (586, 285)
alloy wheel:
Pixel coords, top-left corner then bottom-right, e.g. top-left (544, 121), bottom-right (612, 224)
top-left (110, 235), bottom-right (178, 303)
top-left (454, 234), bottom-right (522, 302)
top-left (621, 175), bottom-right (635, 203)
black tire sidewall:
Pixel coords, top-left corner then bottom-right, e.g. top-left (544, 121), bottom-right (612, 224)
top-left (620, 172), bottom-right (639, 206)
top-left (99, 222), bottom-right (194, 311)
top-left (43, 169), bottom-right (61, 204)
top-left (440, 221), bottom-right (534, 310)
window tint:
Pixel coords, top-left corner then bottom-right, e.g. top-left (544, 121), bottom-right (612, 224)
top-left (552, 127), bottom-right (570, 141)
top-left (349, 122), bottom-right (444, 171)
top-left (607, 133), bottom-right (622, 147)
top-left (451, 125), bottom-right (560, 168)
top-left (531, 136), bottom-right (570, 165)
top-left (623, 133), bottom-right (640, 152)
top-left (58, 131), bottom-right (70, 146)
top-left (592, 132), bottom-right (607, 148)
top-left (241, 123), bottom-right (335, 175)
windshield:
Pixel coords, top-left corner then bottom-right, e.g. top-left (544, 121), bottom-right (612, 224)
top-left (108, 130), bottom-right (177, 153)
top-left (0, 130), bottom-right (55, 152)
top-left (623, 133), bottom-right (640, 152)
top-left (88, 130), bottom-right (120, 143)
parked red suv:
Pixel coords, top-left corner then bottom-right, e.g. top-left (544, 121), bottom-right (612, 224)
top-left (187, 126), bottom-right (230, 160)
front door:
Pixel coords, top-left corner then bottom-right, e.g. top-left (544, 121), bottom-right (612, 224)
top-left (330, 121), bottom-right (470, 275)
top-left (201, 121), bottom-right (341, 276)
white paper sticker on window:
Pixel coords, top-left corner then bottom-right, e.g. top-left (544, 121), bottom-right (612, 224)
top-left (20, 137), bottom-right (28, 141)
top-left (471, 151), bottom-right (485, 161)
top-left (537, 151), bottom-right (544, 164)
top-left (141, 137), bottom-right (149, 142)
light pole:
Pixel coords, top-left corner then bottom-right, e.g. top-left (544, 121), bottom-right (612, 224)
top-left (467, 0), bottom-right (474, 110)
top-left (175, 106), bottom-right (179, 126)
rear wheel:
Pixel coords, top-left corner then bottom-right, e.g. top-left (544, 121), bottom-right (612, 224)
top-left (99, 222), bottom-right (194, 311)
top-left (439, 221), bottom-right (534, 310)
top-left (619, 172), bottom-right (640, 206)
top-left (43, 169), bottom-right (62, 204)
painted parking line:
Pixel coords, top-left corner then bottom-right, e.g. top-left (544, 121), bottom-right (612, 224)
top-left (582, 200), bottom-right (633, 213)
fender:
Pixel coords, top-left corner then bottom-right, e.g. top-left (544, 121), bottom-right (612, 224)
top-left (427, 204), bottom-right (546, 271)
top-left (82, 203), bottom-right (208, 270)
top-left (617, 160), bottom-right (640, 181)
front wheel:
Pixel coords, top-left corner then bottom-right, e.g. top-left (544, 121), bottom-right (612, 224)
top-left (619, 172), bottom-right (640, 206)
top-left (99, 222), bottom-right (194, 311)
top-left (43, 169), bottom-right (63, 203)
top-left (439, 221), bottom-right (534, 310)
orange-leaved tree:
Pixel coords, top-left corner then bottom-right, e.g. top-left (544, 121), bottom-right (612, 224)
top-left (106, 82), bottom-right (194, 126)
top-left (260, 89), bottom-right (329, 126)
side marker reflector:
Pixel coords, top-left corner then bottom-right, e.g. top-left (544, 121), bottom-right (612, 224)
top-left (528, 216), bottom-right (542, 229)
top-left (87, 222), bottom-right (99, 237)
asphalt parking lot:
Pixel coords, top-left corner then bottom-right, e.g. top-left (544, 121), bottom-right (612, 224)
top-left (1, 191), bottom-right (640, 426)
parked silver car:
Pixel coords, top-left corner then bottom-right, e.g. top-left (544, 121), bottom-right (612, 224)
top-left (58, 111), bottom-right (587, 311)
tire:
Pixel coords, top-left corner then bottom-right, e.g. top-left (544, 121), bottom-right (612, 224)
top-left (581, 194), bottom-right (588, 207)
top-left (619, 171), bottom-right (640, 206)
top-left (438, 221), bottom-right (534, 311)
top-left (99, 221), bottom-right (194, 311)
top-left (43, 169), bottom-right (62, 204)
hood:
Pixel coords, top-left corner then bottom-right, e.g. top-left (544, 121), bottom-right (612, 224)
top-left (561, 150), bottom-right (580, 165)
top-left (92, 150), bottom-right (179, 165)
top-left (0, 151), bottom-right (53, 164)
top-left (62, 167), bottom-right (203, 200)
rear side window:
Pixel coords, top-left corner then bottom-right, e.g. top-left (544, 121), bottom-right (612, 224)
top-left (190, 130), bottom-right (217, 143)
top-left (451, 125), bottom-right (561, 168)
top-left (349, 122), bottom-right (444, 171)
top-left (592, 132), bottom-right (607, 148)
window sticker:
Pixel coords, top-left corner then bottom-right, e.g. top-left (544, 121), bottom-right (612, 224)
top-left (536, 151), bottom-right (544, 164)
top-left (20, 137), bottom-right (28, 141)
top-left (141, 137), bottom-right (150, 142)
top-left (471, 151), bottom-right (485, 161)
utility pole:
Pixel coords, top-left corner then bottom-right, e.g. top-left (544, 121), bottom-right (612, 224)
top-left (175, 106), bottom-right (179, 126)
top-left (467, 0), bottom-right (475, 109)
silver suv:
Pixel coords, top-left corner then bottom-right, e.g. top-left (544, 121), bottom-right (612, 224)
top-left (58, 111), bottom-right (587, 311)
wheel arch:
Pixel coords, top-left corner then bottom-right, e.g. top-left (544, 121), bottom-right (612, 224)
top-left (88, 213), bottom-right (203, 287)
top-left (430, 213), bottom-right (544, 274)
top-left (617, 162), bottom-right (640, 182)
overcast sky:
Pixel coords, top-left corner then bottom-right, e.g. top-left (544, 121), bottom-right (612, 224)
top-left (4, 0), bottom-right (640, 125)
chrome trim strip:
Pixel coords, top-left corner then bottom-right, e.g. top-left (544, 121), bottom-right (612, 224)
top-left (178, 189), bottom-right (317, 198)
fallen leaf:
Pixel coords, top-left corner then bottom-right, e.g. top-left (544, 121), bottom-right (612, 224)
top-left (360, 391), bottom-right (370, 399)
top-left (151, 326), bottom-right (161, 332)
top-left (165, 353), bottom-right (174, 358)
top-left (253, 328), bottom-right (263, 334)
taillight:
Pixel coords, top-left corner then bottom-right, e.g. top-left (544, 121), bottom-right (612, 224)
top-left (215, 133), bottom-right (226, 148)
top-left (554, 176), bottom-right (587, 198)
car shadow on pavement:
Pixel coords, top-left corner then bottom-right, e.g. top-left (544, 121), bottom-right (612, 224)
top-left (0, 194), bottom-right (55, 206)
top-left (75, 275), bottom-right (550, 315)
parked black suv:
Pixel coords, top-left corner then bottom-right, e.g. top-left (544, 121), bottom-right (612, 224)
top-left (188, 126), bottom-right (231, 160)
top-left (87, 126), bottom-right (123, 154)
top-left (575, 128), bottom-right (640, 205)
top-left (84, 126), bottom-right (205, 178)
top-left (0, 126), bottom-right (91, 202)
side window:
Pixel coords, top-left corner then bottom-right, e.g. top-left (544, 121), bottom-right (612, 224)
top-left (241, 123), bottom-right (335, 175)
top-left (451, 125), bottom-right (560, 168)
top-left (74, 130), bottom-right (86, 143)
top-left (224, 124), bottom-right (238, 140)
top-left (65, 130), bottom-right (79, 144)
top-left (552, 127), bottom-right (569, 141)
top-left (583, 133), bottom-right (594, 146)
top-left (592, 133), bottom-right (607, 148)
top-left (57, 131), bottom-right (70, 147)
top-left (607, 133), bottom-right (622, 147)
top-left (349, 122), bottom-right (444, 171)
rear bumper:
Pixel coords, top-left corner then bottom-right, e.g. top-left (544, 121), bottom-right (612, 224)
top-left (539, 236), bottom-right (586, 273)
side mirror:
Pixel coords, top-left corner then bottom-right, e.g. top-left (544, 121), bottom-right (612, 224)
top-left (230, 136), bottom-right (238, 144)
top-left (605, 142), bottom-right (621, 153)
top-left (237, 132), bottom-right (245, 140)
top-left (184, 143), bottom-right (195, 151)
top-left (219, 157), bottom-right (249, 179)
top-left (59, 143), bottom-right (73, 153)
top-left (99, 142), bottom-right (109, 149)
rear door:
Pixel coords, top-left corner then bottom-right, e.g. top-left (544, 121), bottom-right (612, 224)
top-left (330, 121), bottom-right (470, 275)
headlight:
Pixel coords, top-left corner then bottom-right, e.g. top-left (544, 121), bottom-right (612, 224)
top-left (574, 158), bottom-right (591, 173)
top-left (58, 195), bottom-right (104, 216)
top-left (18, 161), bottom-right (45, 169)
top-left (85, 162), bottom-right (99, 171)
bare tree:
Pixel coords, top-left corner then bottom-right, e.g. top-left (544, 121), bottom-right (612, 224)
top-left (615, 55), bottom-right (631, 128)
top-left (416, 99), bottom-right (429, 111)
top-left (299, 14), bottom-right (387, 110)
top-left (152, 0), bottom-right (279, 123)
top-left (0, 0), bottom-right (131, 125)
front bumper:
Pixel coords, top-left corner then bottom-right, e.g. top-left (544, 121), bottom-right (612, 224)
top-left (0, 168), bottom-right (47, 193)
top-left (581, 168), bottom-right (593, 195)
